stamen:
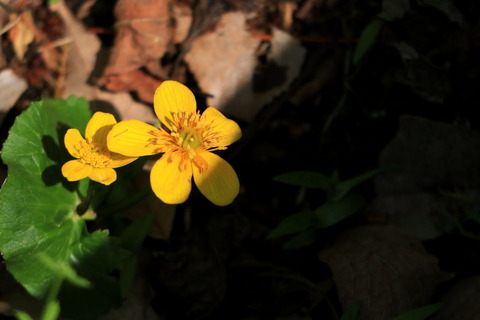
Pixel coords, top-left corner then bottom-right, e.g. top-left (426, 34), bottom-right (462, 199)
top-left (156, 110), bottom-right (227, 172)
top-left (76, 141), bottom-right (112, 168)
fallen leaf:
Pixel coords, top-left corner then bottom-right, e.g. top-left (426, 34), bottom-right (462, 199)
top-left (49, 1), bottom-right (157, 123)
top-left (184, 11), bottom-right (260, 120)
top-left (98, 0), bottom-right (172, 102)
top-left (97, 69), bottom-right (161, 103)
top-left (370, 116), bottom-right (480, 240)
top-left (417, 0), bottom-right (465, 25)
top-left (258, 26), bottom-right (306, 94)
top-left (318, 224), bottom-right (441, 320)
top-left (431, 276), bottom-right (480, 320)
top-left (7, 11), bottom-right (35, 60)
top-left (383, 5), bottom-right (467, 104)
top-left (185, 12), bottom-right (305, 121)
top-left (103, 0), bottom-right (171, 74)
top-left (171, 1), bottom-right (192, 44)
top-left (0, 68), bottom-right (28, 126)
top-left (392, 58), bottom-right (452, 103)
top-left (49, 1), bottom-right (99, 91)
top-left (378, 0), bottom-right (410, 21)
top-left (23, 54), bottom-right (50, 88)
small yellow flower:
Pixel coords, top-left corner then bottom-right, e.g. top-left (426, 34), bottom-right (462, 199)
top-left (62, 112), bottom-right (138, 185)
top-left (107, 80), bottom-right (242, 206)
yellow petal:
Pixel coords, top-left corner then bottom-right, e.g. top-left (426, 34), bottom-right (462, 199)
top-left (64, 129), bottom-right (85, 158)
top-left (61, 160), bottom-right (92, 182)
top-left (150, 154), bottom-right (192, 204)
top-left (154, 80), bottom-right (196, 130)
top-left (85, 112), bottom-right (117, 145)
top-left (107, 120), bottom-right (162, 157)
top-left (192, 151), bottom-right (239, 206)
top-left (109, 153), bottom-right (138, 168)
top-left (203, 107), bottom-right (242, 146)
top-left (89, 167), bottom-right (117, 185)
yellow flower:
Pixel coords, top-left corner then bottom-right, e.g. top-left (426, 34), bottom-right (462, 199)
top-left (107, 80), bottom-right (242, 206)
top-left (61, 112), bottom-right (138, 185)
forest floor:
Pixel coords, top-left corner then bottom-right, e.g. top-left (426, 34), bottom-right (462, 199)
top-left (1, 0), bottom-right (480, 319)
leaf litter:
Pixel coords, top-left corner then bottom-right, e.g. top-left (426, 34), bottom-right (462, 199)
top-left (1, 0), bottom-right (480, 319)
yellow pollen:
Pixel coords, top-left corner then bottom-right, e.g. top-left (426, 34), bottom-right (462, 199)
top-left (169, 111), bottom-right (224, 151)
top-left (152, 111), bottom-right (226, 173)
top-left (76, 141), bottom-right (112, 168)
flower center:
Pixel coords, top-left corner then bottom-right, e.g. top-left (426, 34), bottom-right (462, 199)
top-left (169, 111), bottom-right (225, 152)
top-left (147, 111), bottom-right (226, 173)
top-left (178, 127), bottom-right (203, 149)
top-left (77, 141), bottom-right (112, 168)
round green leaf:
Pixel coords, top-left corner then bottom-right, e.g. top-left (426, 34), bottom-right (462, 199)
top-left (0, 97), bottom-right (91, 297)
top-left (0, 97), bottom-right (126, 319)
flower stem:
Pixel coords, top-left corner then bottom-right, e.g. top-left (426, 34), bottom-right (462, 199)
top-left (76, 181), bottom-right (96, 216)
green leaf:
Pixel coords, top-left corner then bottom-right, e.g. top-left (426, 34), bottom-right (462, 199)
top-left (15, 311), bottom-right (33, 320)
top-left (282, 229), bottom-right (317, 250)
top-left (352, 18), bottom-right (385, 66)
top-left (117, 212), bottom-right (156, 296)
top-left (41, 300), bottom-right (61, 320)
top-left (59, 231), bottom-right (129, 320)
top-left (332, 167), bottom-right (385, 201)
top-left (268, 194), bottom-right (365, 242)
top-left (0, 97), bottom-right (91, 297)
top-left (340, 302), bottom-right (361, 320)
top-left (273, 171), bottom-right (331, 190)
top-left (393, 302), bottom-right (443, 320)
top-left (267, 209), bottom-right (317, 239)
top-left (118, 257), bottom-right (138, 298)
top-left (314, 194), bottom-right (365, 229)
top-left (119, 211), bottom-right (156, 253)
top-left (0, 98), bottom-right (123, 319)
top-left (37, 254), bottom-right (90, 289)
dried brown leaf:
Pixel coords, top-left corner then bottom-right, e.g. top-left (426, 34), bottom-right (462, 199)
top-left (318, 224), bottom-right (441, 320)
top-left (184, 11), bottom-right (260, 120)
top-left (50, 1), bottom-right (99, 88)
top-left (172, 1), bottom-right (192, 44)
top-left (7, 11), bottom-right (35, 60)
top-left (102, 0), bottom-right (171, 75)
top-left (0, 68), bottom-right (28, 125)
top-left (431, 276), bottom-right (480, 320)
top-left (99, 69), bottom-right (161, 103)
top-left (185, 12), bottom-right (305, 121)
top-left (98, 0), bottom-right (172, 103)
top-left (370, 116), bottom-right (480, 240)
top-left (50, 1), bottom-right (157, 123)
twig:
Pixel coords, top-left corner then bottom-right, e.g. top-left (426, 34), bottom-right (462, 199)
top-left (0, 14), bottom-right (20, 36)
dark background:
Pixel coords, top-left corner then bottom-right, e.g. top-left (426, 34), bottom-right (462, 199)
top-left (1, 0), bottom-right (480, 319)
